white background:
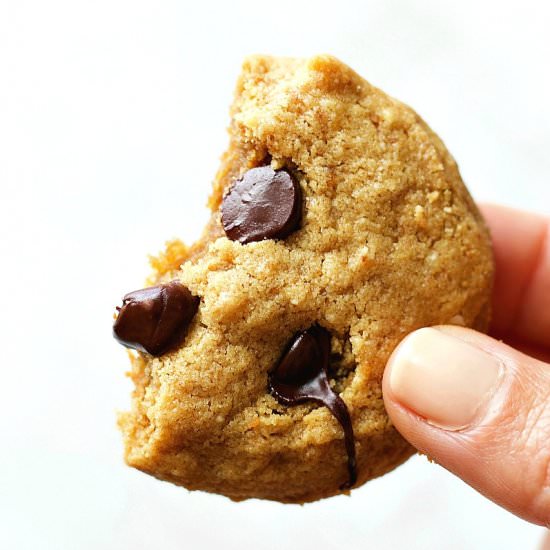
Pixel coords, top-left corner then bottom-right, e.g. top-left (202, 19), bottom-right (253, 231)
top-left (1, 1), bottom-right (549, 548)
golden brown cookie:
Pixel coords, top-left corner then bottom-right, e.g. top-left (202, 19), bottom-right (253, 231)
top-left (114, 55), bottom-right (494, 503)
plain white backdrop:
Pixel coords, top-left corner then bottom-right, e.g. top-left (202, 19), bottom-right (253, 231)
top-left (1, 1), bottom-right (549, 548)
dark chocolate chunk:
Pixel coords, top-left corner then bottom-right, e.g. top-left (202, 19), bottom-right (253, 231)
top-left (268, 326), bottom-right (357, 489)
top-left (113, 281), bottom-right (199, 356)
top-left (221, 166), bottom-right (302, 244)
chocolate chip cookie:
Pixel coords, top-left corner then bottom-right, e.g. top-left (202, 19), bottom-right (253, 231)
top-left (114, 55), bottom-right (494, 502)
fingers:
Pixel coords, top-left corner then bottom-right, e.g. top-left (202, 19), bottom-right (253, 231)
top-left (480, 204), bottom-right (550, 348)
top-left (383, 325), bottom-right (550, 526)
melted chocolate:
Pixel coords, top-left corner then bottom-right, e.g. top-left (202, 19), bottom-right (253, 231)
top-left (221, 166), bottom-right (302, 244)
top-left (113, 281), bottom-right (199, 356)
top-left (269, 326), bottom-right (357, 489)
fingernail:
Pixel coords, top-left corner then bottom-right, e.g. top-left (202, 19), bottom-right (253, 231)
top-left (388, 328), bottom-right (502, 430)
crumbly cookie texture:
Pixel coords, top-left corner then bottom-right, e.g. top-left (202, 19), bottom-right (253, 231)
top-left (118, 54), bottom-right (494, 503)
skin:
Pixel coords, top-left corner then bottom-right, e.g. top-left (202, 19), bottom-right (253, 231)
top-left (383, 204), bottom-right (550, 529)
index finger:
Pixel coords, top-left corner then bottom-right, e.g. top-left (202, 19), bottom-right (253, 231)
top-left (479, 203), bottom-right (550, 349)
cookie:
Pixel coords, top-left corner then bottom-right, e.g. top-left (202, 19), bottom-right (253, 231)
top-left (114, 55), bottom-right (494, 503)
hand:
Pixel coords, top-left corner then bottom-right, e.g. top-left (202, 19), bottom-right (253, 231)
top-left (383, 204), bottom-right (550, 527)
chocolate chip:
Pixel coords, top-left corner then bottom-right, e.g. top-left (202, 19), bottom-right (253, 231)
top-left (113, 281), bottom-right (199, 356)
top-left (221, 166), bottom-right (302, 244)
top-left (268, 326), bottom-right (357, 490)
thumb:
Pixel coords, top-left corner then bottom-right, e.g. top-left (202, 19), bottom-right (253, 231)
top-left (382, 326), bottom-right (550, 527)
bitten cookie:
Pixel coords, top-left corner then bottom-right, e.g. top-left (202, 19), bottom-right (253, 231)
top-left (114, 55), bottom-right (494, 503)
